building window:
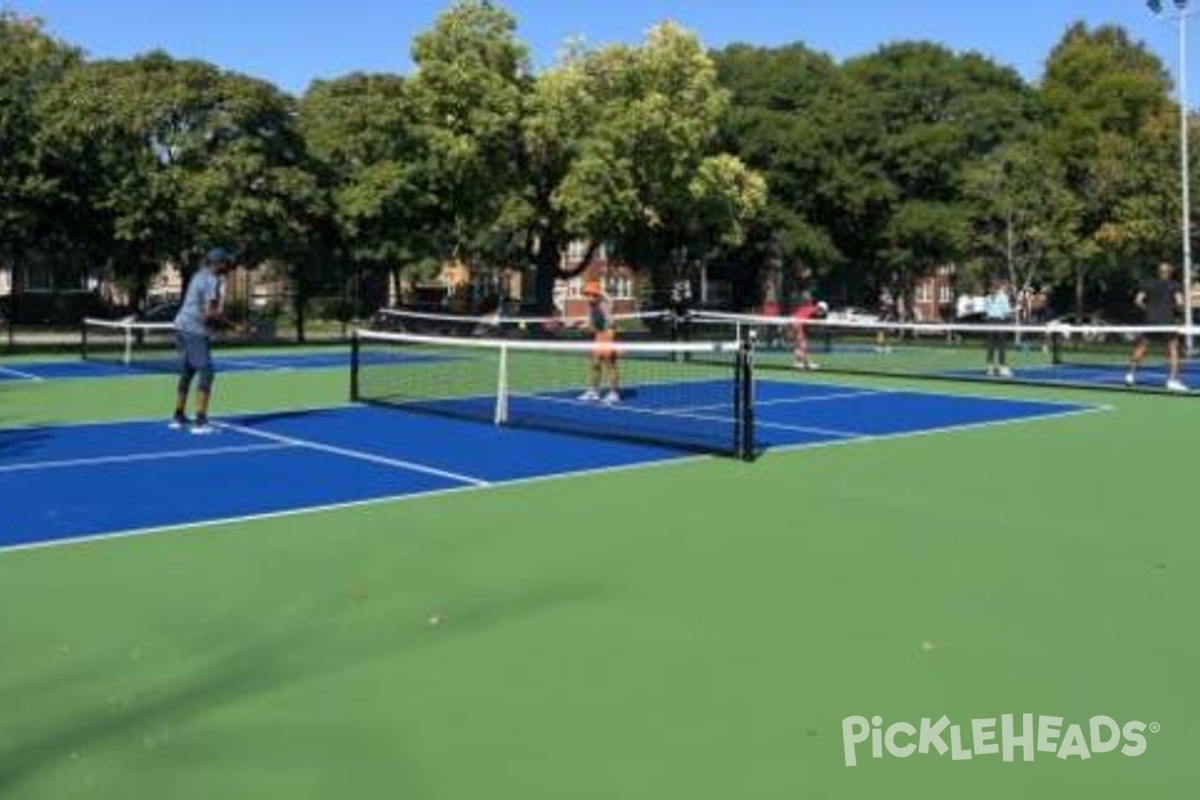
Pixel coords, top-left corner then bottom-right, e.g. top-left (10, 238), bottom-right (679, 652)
top-left (606, 277), bottom-right (633, 299)
top-left (567, 241), bottom-right (588, 263)
top-left (916, 282), bottom-right (933, 304)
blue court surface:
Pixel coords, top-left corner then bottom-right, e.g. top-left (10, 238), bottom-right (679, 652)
top-left (0, 380), bottom-right (1096, 552)
top-left (941, 361), bottom-right (1200, 392)
top-left (0, 350), bottom-right (443, 381)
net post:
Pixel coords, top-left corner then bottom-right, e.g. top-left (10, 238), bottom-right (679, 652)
top-left (122, 324), bottom-right (134, 366)
top-left (735, 338), bottom-right (755, 460)
top-left (494, 343), bottom-right (509, 425)
top-left (349, 331), bottom-right (361, 402)
top-left (80, 320), bottom-right (88, 361)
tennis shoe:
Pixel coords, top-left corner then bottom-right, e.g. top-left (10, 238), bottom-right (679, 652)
top-left (169, 413), bottom-right (190, 430)
top-left (578, 389), bottom-right (600, 402)
top-left (603, 390), bottom-right (620, 404)
top-left (190, 417), bottom-right (216, 435)
top-left (998, 366), bottom-right (1013, 379)
top-left (1166, 378), bottom-right (1189, 393)
top-left (1124, 372), bottom-right (1136, 387)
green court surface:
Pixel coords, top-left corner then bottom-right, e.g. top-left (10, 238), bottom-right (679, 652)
top-left (0, 364), bottom-right (1194, 799)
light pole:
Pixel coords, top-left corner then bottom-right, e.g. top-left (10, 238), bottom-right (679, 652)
top-left (1149, 0), bottom-right (1195, 356)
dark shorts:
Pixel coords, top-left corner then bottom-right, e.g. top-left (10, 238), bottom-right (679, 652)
top-left (175, 330), bottom-right (212, 371)
top-left (1138, 329), bottom-right (1180, 346)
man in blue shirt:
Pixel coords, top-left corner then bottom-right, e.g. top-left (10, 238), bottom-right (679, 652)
top-left (172, 248), bottom-right (236, 433)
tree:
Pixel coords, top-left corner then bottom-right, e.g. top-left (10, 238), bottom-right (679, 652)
top-left (402, 6), bottom-right (765, 311)
top-left (713, 43), bottom-right (855, 306)
top-left (836, 42), bottom-right (1037, 312)
top-left (581, 25), bottom-right (766, 294)
top-left (299, 73), bottom-right (428, 310)
top-left (962, 139), bottom-right (1080, 307)
top-left (1041, 23), bottom-right (1175, 315)
top-left (39, 53), bottom-right (321, 312)
top-left (405, 0), bottom-right (529, 273)
top-left (522, 23), bottom-right (765, 309)
top-left (0, 12), bottom-right (80, 296)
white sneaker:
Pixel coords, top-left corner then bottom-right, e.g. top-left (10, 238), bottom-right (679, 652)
top-left (190, 419), bottom-right (216, 435)
top-left (578, 389), bottom-right (600, 402)
top-left (1166, 378), bottom-right (1189, 393)
top-left (603, 390), bottom-right (620, 405)
top-left (1124, 372), bottom-right (1136, 387)
top-left (807, 362), bottom-right (820, 371)
top-left (169, 414), bottom-right (190, 430)
top-left (998, 366), bottom-right (1013, 379)
top-left (986, 365), bottom-right (997, 377)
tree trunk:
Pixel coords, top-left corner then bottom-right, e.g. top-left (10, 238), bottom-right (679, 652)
top-left (1074, 268), bottom-right (1086, 320)
top-left (293, 278), bottom-right (307, 344)
top-left (532, 234), bottom-right (564, 313)
top-left (8, 252), bottom-right (22, 347)
top-left (390, 267), bottom-right (403, 307)
top-left (132, 270), bottom-right (150, 317)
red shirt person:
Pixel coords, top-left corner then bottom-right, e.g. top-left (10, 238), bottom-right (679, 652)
top-left (791, 296), bottom-right (827, 370)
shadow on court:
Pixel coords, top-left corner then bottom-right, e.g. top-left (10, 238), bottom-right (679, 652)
top-left (0, 428), bottom-right (51, 461)
top-left (0, 574), bottom-right (609, 794)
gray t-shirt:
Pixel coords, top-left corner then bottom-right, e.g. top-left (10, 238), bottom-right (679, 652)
top-left (174, 268), bottom-right (221, 336)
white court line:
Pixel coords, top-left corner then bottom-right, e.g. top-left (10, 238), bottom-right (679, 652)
top-left (654, 405), bottom-right (862, 439)
top-left (522, 391), bottom-right (742, 426)
top-left (682, 388), bottom-right (891, 415)
top-left (754, 389), bottom-right (893, 406)
top-left (768, 403), bottom-right (1111, 456)
top-left (771, 373), bottom-right (1107, 409)
top-left (0, 403), bottom-right (1113, 557)
top-left (220, 357), bottom-right (296, 372)
top-left (754, 419), bottom-right (862, 438)
top-left (216, 421), bottom-right (491, 487)
top-left (0, 451), bottom-right (703, 556)
top-left (0, 365), bottom-right (45, 382)
top-left (0, 443), bottom-right (293, 474)
top-left (516, 391), bottom-right (865, 440)
top-left (0, 402), bottom-right (357, 435)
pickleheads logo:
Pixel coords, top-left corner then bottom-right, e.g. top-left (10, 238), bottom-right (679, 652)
top-left (842, 715), bottom-right (1159, 767)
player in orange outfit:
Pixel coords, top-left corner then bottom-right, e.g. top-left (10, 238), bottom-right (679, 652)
top-left (578, 281), bottom-right (621, 403)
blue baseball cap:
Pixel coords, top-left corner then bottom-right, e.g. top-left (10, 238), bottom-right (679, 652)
top-left (204, 247), bottom-right (236, 265)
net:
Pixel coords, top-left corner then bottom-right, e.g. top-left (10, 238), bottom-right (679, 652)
top-left (372, 307), bottom-right (674, 341)
top-left (685, 311), bottom-right (1197, 394)
top-left (81, 318), bottom-right (178, 371)
top-left (351, 329), bottom-right (755, 458)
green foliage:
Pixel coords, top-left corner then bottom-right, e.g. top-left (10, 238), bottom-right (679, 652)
top-left (962, 138), bottom-right (1081, 294)
top-left (0, 12), bottom-right (80, 273)
top-left (299, 73), bottom-right (422, 268)
top-left (37, 52), bottom-right (324, 306)
top-left (4, 3), bottom-right (1195, 320)
top-left (406, 0), bottom-right (529, 264)
top-left (712, 42), bottom-right (857, 297)
top-left (539, 23), bottom-right (765, 286)
top-left (1041, 23), bottom-right (1178, 311)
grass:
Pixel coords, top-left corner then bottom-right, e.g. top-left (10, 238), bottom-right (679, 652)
top-left (0, 360), bottom-right (1195, 799)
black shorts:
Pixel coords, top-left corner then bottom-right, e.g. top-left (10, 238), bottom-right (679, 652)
top-left (1138, 330), bottom-right (1180, 346)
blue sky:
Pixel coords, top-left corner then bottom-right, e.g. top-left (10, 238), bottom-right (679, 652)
top-left (4, 0), bottom-right (1193, 98)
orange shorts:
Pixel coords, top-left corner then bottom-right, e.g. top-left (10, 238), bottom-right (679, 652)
top-left (592, 330), bottom-right (617, 361)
